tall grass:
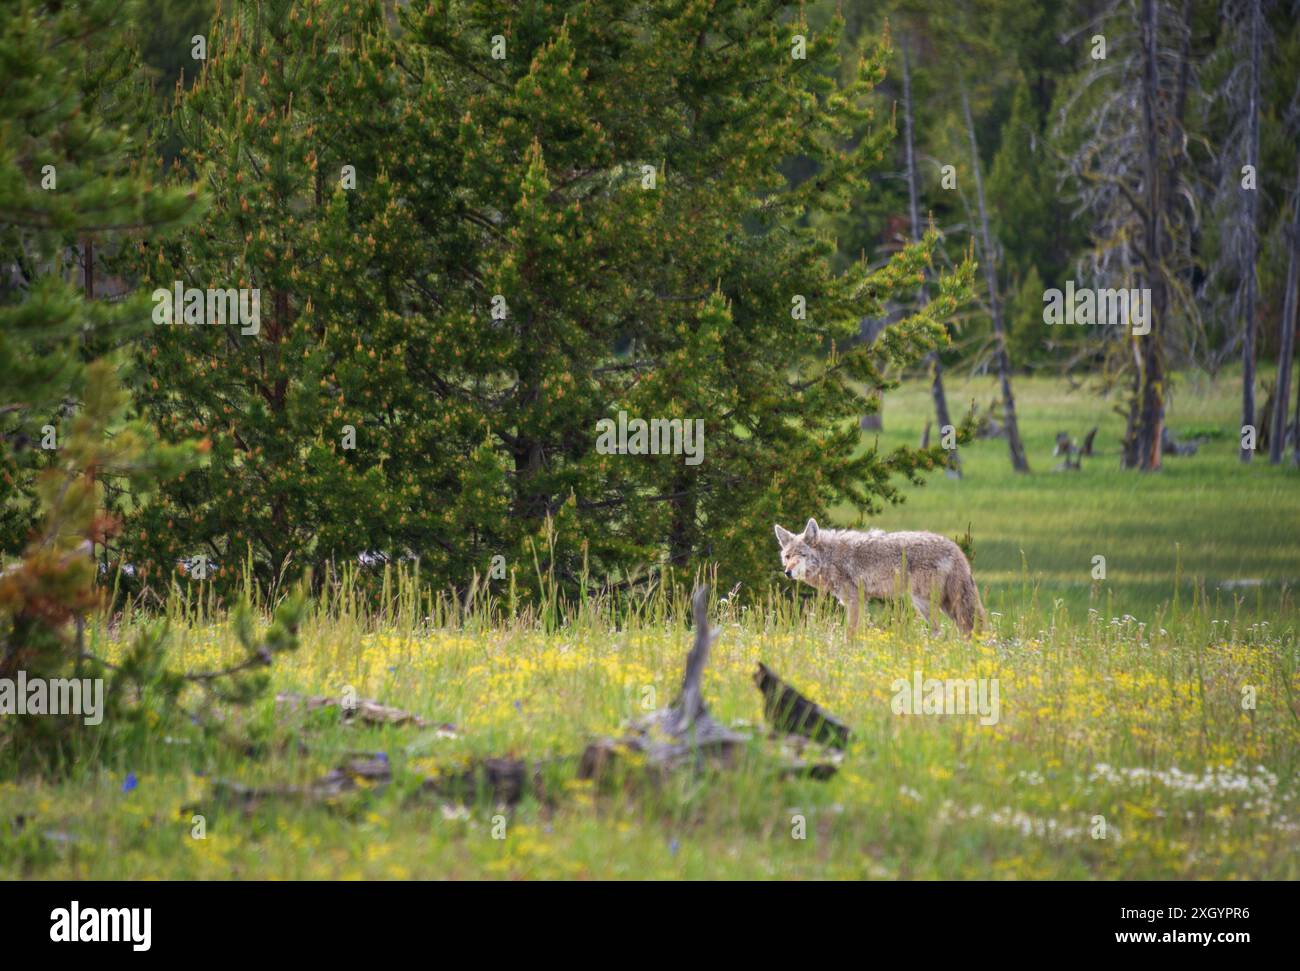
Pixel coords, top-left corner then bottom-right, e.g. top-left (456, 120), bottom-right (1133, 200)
top-left (2, 556), bottom-right (1295, 879)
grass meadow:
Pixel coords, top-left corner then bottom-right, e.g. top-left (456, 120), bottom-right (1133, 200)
top-left (858, 369), bottom-right (1299, 620)
top-left (2, 372), bottom-right (1297, 880)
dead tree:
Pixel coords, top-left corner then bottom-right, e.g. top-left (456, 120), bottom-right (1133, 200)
top-left (1259, 378), bottom-right (1276, 451)
top-left (1055, 0), bottom-right (1199, 471)
top-left (1052, 432), bottom-right (1082, 471)
top-left (1242, 0), bottom-right (1263, 461)
top-left (1131, 0), bottom-right (1171, 469)
top-left (970, 396), bottom-right (1005, 439)
top-left (580, 586), bottom-right (749, 779)
top-left (1202, 0), bottom-right (1270, 453)
top-left (1271, 161), bottom-right (1300, 463)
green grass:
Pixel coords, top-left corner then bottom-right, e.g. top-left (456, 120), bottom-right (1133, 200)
top-left (2, 370), bottom-right (1297, 880)
top-left (849, 369), bottom-right (1300, 622)
top-left (2, 571), bottom-right (1297, 880)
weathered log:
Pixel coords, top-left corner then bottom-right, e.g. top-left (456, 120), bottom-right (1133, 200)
top-left (752, 662), bottom-right (851, 750)
top-left (208, 752), bottom-right (394, 811)
top-left (275, 691), bottom-right (456, 734)
top-left (209, 748), bottom-right (554, 812)
top-left (1160, 426), bottom-right (1199, 457)
top-left (422, 758), bottom-right (548, 807)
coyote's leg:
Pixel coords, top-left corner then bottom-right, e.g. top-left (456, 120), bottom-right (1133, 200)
top-left (938, 596), bottom-right (965, 635)
top-left (845, 591), bottom-right (860, 638)
top-left (911, 594), bottom-right (937, 635)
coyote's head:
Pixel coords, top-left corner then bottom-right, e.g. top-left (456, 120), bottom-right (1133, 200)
top-left (774, 518), bottom-right (821, 582)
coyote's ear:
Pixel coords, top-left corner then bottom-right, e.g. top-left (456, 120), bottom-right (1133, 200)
top-left (774, 523), bottom-right (795, 547)
top-left (803, 518), bottom-right (819, 543)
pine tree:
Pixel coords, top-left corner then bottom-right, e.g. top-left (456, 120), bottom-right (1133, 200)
top-left (1, 0), bottom-right (203, 552)
top-left (134, 0), bottom-right (974, 598)
top-left (397, 0), bottom-right (975, 590)
top-left (0, 0), bottom-right (227, 753)
top-left (128, 0), bottom-right (476, 593)
top-left (988, 79), bottom-right (1079, 368)
top-left (1006, 264), bottom-right (1047, 365)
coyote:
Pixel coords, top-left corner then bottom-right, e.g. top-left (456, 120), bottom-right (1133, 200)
top-left (774, 519), bottom-right (984, 636)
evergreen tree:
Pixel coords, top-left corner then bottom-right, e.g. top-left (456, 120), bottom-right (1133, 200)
top-left (397, 0), bottom-right (975, 590)
top-left (0, 0), bottom-right (245, 756)
top-left (1, 0), bottom-right (202, 553)
top-left (988, 78), bottom-right (1080, 367)
top-left (134, 0), bottom-right (973, 598)
top-left (128, 0), bottom-right (475, 592)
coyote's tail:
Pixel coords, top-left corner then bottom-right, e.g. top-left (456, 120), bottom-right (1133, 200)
top-left (944, 563), bottom-right (985, 636)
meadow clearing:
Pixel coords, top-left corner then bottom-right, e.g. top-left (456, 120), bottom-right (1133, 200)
top-left (860, 369), bottom-right (1300, 620)
top-left (1, 372), bottom-right (1297, 880)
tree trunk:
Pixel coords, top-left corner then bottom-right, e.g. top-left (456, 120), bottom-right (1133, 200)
top-left (1127, 0), bottom-right (1168, 471)
top-left (961, 85), bottom-right (1028, 473)
top-left (904, 43), bottom-right (959, 476)
top-left (667, 469), bottom-right (695, 568)
top-left (511, 307), bottom-right (547, 524)
top-left (1293, 347), bottom-right (1300, 467)
top-left (1274, 163), bottom-right (1300, 463)
top-left (82, 237), bottom-right (94, 300)
top-left (1242, 0), bottom-right (1261, 462)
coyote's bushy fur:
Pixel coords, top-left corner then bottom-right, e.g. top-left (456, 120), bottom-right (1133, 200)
top-left (775, 518), bottom-right (984, 636)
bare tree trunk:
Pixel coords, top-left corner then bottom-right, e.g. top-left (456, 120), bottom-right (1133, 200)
top-left (1275, 163), bottom-right (1300, 463)
top-left (1127, 0), bottom-right (1168, 471)
top-left (667, 469), bottom-right (696, 567)
top-left (961, 84), bottom-right (1029, 473)
top-left (903, 43), bottom-right (959, 476)
top-left (1242, 0), bottom-right (1261, 462)
top-left (82, 237), bottom-right (94, 300)
top-left (1293, 346), bottom-right (1300, 467)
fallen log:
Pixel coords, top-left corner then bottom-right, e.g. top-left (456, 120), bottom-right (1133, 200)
top-left (752, 662), bottom-right (851, 750)
top-left (207, 753), bottom-right (393, 812)
top-left (275, 691), bottom-right (457, 734)
top-left (421, 757), bottom-right (553, 807)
